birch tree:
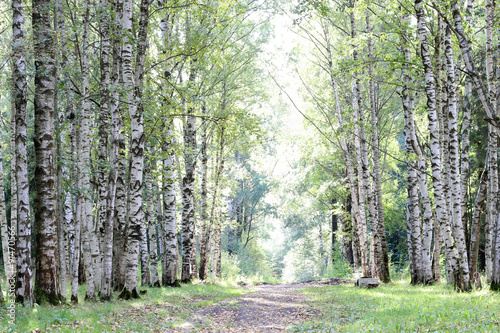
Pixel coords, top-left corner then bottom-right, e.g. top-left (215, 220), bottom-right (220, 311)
top-left (33, 0), bottom-right (62, 304)
top-left (415, 0), bottom-right (462, 290)
top-left (119, 0), bottom-right (150, 299)
top-left (13, 0), bottom-right (33, 306)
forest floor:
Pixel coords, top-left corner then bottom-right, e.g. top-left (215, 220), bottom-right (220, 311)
top-left (3, 278), bottom-right (500, 332)
top-left (161, 279), bottom-right (349, 332)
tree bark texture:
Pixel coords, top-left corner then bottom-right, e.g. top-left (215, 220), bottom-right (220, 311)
top-left (13, 0), bottom-right (33, 306)
top-left (33, 0), bottom-right (62, 305)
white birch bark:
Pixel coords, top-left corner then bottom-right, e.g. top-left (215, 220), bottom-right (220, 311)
top-left (96, 0), bottom-right (112, 297)
top-left (149, 179), bottom-right (160, 287)
top-left (79, 3), bottom-right (96, 301)
top-left (33, 0), bottom-right (62, 304)
top-left (345, 11), bottom-right (370, 277)
top-left (445, 26), bottom-right (471, 290)
top-left (460, 0), bottom-right (474, 258)
top-left (0, 111), bottom-right (12, 284)
top-left (162, 122), bottom-right (179, 286)
top-left (181, 64), bottom-right (197, 283)
top-left (12, 0), bottom-right (33, 305)
top-left (209, 126), bottom-right (226, 280)
top-left (109, 0), bottom-right (126, 291)
top-left (119, 0), bottom-right (149, 299)
top-left (401, 18), bottom-right (434, 283)
top-left (198, 112), bottom-right (210, 280)
top-left (415, 0), bottom-right (462, 288)
top-left (366, 9), bottom-right (389, 282)
top-left (402, 23), bottom-right (424, 283)
top-left (140, 161), bottom-right (152, 287)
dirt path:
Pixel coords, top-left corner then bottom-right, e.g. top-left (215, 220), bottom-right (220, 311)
top-left (162, 279), bottom-right (349, 333)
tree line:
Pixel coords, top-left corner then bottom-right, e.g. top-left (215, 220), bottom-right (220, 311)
top-left (0, 0), bottom-right (270, 306)
top-left (286, 0), bottom-right (500, 292)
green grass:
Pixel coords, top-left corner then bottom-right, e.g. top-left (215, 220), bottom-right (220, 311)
top-left (290, 281), bottom-right (500, 333)
top-left (0, 282), bottom-right (244, 332)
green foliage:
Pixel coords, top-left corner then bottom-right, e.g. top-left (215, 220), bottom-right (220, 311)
top-left (220, 241), bottom-right (279, 284)
top-left (221, 251), bottom-right (242, 281)
top-left (326, 243), bottom-right (353, 279)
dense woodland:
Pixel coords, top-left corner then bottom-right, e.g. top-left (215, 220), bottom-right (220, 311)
top-left (0, 0), bottom-right (500, 309)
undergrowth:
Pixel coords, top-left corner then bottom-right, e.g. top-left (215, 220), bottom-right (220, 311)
top-left (0, 282), bottom-right (243, 332)
top-left (291, 281), bottom-right (500, 332)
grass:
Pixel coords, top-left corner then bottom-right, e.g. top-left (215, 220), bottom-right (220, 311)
top-left (290, 281), bottom-right (500, 332)
top-left (0, 281), bottom-right (244, 332)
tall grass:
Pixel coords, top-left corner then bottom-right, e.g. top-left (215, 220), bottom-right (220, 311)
top-left (291, 281), bottom-right (500, 332)
top-left (0, 282), bottom-right (243, 332)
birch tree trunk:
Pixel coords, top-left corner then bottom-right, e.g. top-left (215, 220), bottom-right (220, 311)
top-left (79, 3), bottom-right (96, 301)
top-left (415, 0), bottom-right (462, 289)
top-left (163, 121), bottom-right (180, 286)
top-left (483, 0), bottom-right (497, 284)
top-left (149, 179), bottom-right (160, 287)
top-left (322, 20), bottom-right (367, 276)
top-left (101, 13), bottom-right (120, 297)
top-left (366, 9), bottom-right (389, 282)
top-left (97, 0), bottom-right (112, 297)
top-left (69, 109), bottom-right (79, 303)
top-left (140, 161), bottom-right (152, 287)
top-left (210, 127), bottom-right (225, 280)
top-left (401, 15), bottom-right (435, 283)
top-left (119, 0), bottom-right (149, 299)
top-left (460, 0), bottom-right (474, 258)
top-left (402, 21), bottom-right (424, 283)
top-left (198, 113), bottom-right (210, 280)
top-left (181, 67), bottom-right (197, 283)
top-left (33, 0), bottom-right (62, 305)
top-left (0, 112), bottom-right (11, 284)
top-left (445, 26), bottom-right (471, 290)
top-left (12, 0), bottom-right (33, 306)
top-left (109, 0), bottom-right (126, 291)
top-left (469, 165), bottom-right (488, 277)
top-left (54, 0), bottom-right (67, 300)
top-left (346, 11), bottom-right (370, 277)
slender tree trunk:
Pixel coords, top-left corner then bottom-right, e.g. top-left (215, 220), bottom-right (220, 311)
top-left (210, 127), bottom-right (225, 280)
top-left (13, 0), bottom-right (33, 306)
top-left (402, 43), bottom-right (424, 284)
top-left (199, 112), bottom-right (210, 280)
top-left (483, 0), bottom-right (497, 284)
top-left (149, 179), bottom-right (160, 287)
top-left (415, 0), bottom-right (462, 289)
top-left (119, 0), bottom-right (149, 299)
top-left (70, 106), bottom-right (80, 304)
top-left (0, 108), bottom-right (13, 288)
top-left (33, 0), bottom-right (62, 305)
top-left (110, 0), bottom-right (126, 291)
top-left (140, 161), bottom-right (152, 287)
top-left (469, 165), bottom-right (488, 277)
top-left (323, 21), bottom-right (368, 276)
top-left (162, 122), bottom-right (179, 286)
top-left (460, 0), bottom-right (474, 260)
top-left (366, 9), bottom-right (389, 282)
top-left (444, 26), bottom-right (471, 290)
top-left (181, 68), bottom-right (197, 283)
top-left (97, 0), bottom-right (112, 299)
top-left (79, 3), bottom-right (96, 301)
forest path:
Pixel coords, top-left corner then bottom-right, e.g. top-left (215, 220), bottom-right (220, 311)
top-left (163, 279), bottom-right (348, 333)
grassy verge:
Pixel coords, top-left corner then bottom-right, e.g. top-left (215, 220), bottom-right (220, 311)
top-left (291, 281), bottom-right (500, 332)
top-left (0, 282), bottom-right (244, 332)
